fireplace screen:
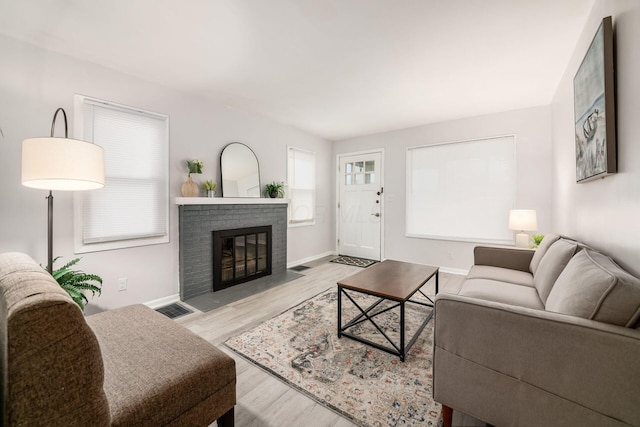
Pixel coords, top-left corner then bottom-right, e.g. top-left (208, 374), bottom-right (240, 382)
top-left (212, 226), bottom-right (272, 291)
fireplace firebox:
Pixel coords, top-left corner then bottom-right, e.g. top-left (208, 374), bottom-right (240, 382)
top-left (212, 225), bottom-right (272, 291)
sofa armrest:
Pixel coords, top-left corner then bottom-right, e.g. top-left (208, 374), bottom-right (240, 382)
top-left (433, 293), bottom-right (640, 426)
top-left (473, 246), bottom-right (534, 272)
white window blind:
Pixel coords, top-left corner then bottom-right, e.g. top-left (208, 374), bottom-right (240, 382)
top-left (406, 135), bottom-right (516, 244)
top-left (287, 147), bottom-right (316, 225)
top-left (74, 95), bottom-right (169, 252)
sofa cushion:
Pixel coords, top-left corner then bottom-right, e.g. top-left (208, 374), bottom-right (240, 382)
top-left (467, 265), bottom-right (534, 288)
top-left (546, 250), bottom-right (640, 327)
top-left (529, 233), bottom-right (560, 274)
top-left (533, 239), bottom-right (577, 303)
top-left (459, 278), bottom-right (544, 310)
top-left (86, 305), bottom-right (236, 426)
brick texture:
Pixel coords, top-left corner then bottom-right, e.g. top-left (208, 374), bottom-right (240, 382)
top-left (178, 204), bottom-right (287, 300)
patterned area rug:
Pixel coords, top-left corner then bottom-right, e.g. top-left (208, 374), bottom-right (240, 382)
top-left (330, 256), bottom-right (378, 268)
top-left (225, 288), bottom-right (441, 426)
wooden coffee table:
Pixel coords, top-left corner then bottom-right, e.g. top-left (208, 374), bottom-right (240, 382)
top-left (337, 260), bottom-right (439, 361)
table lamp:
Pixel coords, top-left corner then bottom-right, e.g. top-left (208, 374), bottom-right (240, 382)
top-left (22, 108), bottom-right (105, 274)
top-left (508, 209), bottom-right (537, 248)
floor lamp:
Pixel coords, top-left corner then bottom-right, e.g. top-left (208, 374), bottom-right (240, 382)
top-left (22, 108), bottom-right (105, 274)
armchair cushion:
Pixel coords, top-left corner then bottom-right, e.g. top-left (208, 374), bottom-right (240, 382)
top-left (546, 249), bottom-right (640, 327)
top-left (86, 305), bottom-right (236, 426)
top-left (1, 252), bottom-right (110, 427)
top-left (533, 239), bottom-right (577, 303)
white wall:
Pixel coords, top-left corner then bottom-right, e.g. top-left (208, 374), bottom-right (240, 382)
top-left (334, 106), bottom-right (554, 273)
top-left (0, 35), bottom-right (334, 312)
top-left (551, 0), bottom-right (640, 276)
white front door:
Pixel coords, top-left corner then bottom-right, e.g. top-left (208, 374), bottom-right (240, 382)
top-left (337, 151), bottom-right (383, 261)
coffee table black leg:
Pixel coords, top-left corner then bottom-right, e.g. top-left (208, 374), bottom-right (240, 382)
top-left (337, 286), bottom-right (342, 338)
top-left (400, 301), bottom-right (406, 362)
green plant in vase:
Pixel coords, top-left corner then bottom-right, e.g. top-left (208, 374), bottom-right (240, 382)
top-left (45, 257), bottom-right (103, 311)
top-left (202, 179), bottom-right (217, 197)
top-left (265, 181), bottom-right (285, 198)
top-left (186, 159), bottom-right (203, 176)
top-left (531, 234), bottom-right (545, 248)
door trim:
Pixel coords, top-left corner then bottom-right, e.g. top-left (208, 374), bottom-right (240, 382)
top-left (335, 148), bottom-right (385, 261)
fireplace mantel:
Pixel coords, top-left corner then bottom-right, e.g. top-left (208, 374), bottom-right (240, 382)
top-left (175, 197), bottom-right (288, 206)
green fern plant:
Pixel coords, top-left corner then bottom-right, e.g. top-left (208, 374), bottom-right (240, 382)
top-left (47, 257), bottom-right (103, 311)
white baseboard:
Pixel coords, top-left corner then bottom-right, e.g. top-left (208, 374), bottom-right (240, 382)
top-left (288, 251), bottom-right (337, 268)
top-left (439, 267), bottom-right (469, 276)
top-left (144, 294), bottom-right (180, 309)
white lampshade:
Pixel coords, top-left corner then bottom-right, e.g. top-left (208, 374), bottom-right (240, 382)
top-left (22, 137), bottom-right (105, 191)
top-left (508, 209), bottom-right (537, 231)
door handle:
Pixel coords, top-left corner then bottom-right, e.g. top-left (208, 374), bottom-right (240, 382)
top-left (371, 213), bottom-right (380, 217)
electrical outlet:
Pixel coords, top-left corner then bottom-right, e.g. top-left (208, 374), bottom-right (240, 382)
top-left (118, 277), bottom-right (127, 291)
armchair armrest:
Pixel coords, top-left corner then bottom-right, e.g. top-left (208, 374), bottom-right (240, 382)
top-left (473, 246), bottom-right (534, 272)
top-left (433, 293), bottom-right (640, 426)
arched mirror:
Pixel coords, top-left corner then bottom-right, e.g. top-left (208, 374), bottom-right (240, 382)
top-left (220, 142), bottom-right (261, 197)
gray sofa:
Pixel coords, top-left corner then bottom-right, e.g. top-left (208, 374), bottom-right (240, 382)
top-left (433, 234), bottom-right (640, 427)
top-left (0, 252), bottom-right (236, 426)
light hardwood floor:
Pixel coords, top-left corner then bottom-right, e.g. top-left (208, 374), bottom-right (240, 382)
top-left (177, 258), bottom-right (485, 427)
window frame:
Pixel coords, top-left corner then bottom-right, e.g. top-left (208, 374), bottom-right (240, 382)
top-left (287, 145), bottom-right (316, 227)
top-left (73, 94), bottom-right (170, 253)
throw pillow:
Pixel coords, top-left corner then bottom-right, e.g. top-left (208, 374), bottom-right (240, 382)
top-left (533, 238), bottom-right (577, 303)
top-left (546, 250), bottom-right (640, 327)
top-left (529, 233), bottom-right (560, 274)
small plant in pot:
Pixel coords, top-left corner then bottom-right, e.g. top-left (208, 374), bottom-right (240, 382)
top-left (202, 179), bottom-right (217, 197)
top-left (265, 181), bottom-right (285, 198)
top-left (531, 234), bottom-right (545, 248)
top-left (45, 257), bottom-right (103, 311)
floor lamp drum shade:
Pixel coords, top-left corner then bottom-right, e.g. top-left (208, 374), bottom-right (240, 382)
top-left (22, 137), bottom-right (105, 191)
top-left (21, 107), bottom-right (105, 275)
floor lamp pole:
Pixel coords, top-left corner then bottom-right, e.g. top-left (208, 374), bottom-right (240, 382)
top-left (47, 190), bottom-right (53, 274)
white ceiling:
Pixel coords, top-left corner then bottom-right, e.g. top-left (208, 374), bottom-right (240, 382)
top-left (0, 0), bottom-right (594, 141)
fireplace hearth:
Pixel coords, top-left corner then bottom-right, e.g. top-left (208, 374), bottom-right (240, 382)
top-left (213, 226), bottom-right (272, 291)
top-left (177, 199), bottom-right (287, 300)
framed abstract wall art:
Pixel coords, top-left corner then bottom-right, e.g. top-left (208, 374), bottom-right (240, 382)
top-left (573, 16), bottom-right (616, 183)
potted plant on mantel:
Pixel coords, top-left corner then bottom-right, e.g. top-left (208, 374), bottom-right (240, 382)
top-left (202, 180), bottom-right (217, 197)
top-left (265, 181), bottom-right (285, 198)
top-left (182, 159), bottom-right (203, 197)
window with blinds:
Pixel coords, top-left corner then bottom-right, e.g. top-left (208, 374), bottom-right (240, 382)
top-left (406, 135), bottom-right (516, 244)
top-left (287, 146), bottom-right (316, 226)
top-left (74, 95), bottom-right (169, 252)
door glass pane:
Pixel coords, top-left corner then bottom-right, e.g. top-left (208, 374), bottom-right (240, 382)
top-left (345, 163), bottom-right (353, 173)
top-left (365, 173), bottom-right (375, 184)
top-left (354, 162), bottom-right (364, 173)
top-left (365, 161), bottom-right (374, 172)
top-left (355, 173), bottom-right (365, 185)
top-left (345, 175), bottom-right (353, 185)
